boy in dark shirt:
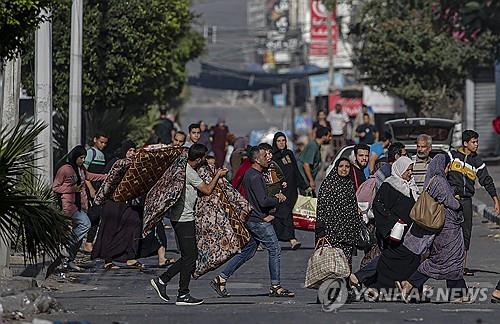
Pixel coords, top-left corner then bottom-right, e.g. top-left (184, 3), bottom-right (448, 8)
top-left (356, 113), bottom-right (378, 145)
top-left (447, 130), bottom-right (499, 276)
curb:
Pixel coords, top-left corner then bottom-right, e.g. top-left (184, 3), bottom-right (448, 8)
top-left (473, 201), bottom-right (500, 225)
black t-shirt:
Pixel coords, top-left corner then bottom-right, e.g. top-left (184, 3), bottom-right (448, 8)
top-left (154, 119), bottom-right (174, 144)
top-left (356, 123), bottom-right (376, 144)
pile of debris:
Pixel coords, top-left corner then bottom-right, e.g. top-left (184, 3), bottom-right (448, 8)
top-left (0, 278), bottom-right (63, 322)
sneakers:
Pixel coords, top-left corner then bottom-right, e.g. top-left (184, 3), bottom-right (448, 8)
top-left (151, 278), bottom-right (170, 302)
top-left (176, 294), bottom-right (204, 306)
top-left (150, 278), bottom-right (203, 305)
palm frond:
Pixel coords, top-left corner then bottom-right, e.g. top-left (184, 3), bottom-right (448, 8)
top-left (15, 174), bottom-right (71, 261)
top-left (0, 119), bottom-right (71, 263)
top-left (0, 119), bottom-right (46, 178)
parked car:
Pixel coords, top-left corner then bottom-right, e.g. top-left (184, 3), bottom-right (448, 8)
top-left (325, 118), bottom-right (457, 177)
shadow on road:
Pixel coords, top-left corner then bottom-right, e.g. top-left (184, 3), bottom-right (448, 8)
top-left (468, 268), bottom-right (500, 275)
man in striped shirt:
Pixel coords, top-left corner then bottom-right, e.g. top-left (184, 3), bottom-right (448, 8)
top-left (412, 134), bottom-right (432, 194)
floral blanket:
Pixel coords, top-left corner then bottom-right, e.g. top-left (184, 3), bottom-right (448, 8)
top-left (134, 152), bottom-right (252, 278)
top-left (194, 165), bottom-right (251, 278)
top-left (94, 158), bottom-right (131, 206)
top-left (142, 153), bottom-right (188, 236)
top-left (113, 146), bottom-right (186, 202)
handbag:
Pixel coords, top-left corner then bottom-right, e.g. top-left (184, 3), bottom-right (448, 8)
top-left (292, 193), bottom-right (317, 231)
top-left (409, 176), bottom-right (444, 231)
top-left (357, 219), bottom-right (376, 250)
top-left (304, 237), bottom-right (350, 289)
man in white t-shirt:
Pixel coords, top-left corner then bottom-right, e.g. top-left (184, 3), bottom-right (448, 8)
top-left (150, 144), bottom-right (228, 306)
top-left (327, 103), bottom-right (350, 155)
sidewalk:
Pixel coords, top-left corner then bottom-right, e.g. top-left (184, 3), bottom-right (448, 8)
top-left (472, 163), bottom-right (500, 225)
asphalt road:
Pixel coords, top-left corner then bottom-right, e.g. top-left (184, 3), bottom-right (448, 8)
top-left (38, 211), bottom-right (500, 324)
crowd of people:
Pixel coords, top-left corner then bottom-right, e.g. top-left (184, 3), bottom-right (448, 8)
top-left (50, 106), bottom-right (500, 306)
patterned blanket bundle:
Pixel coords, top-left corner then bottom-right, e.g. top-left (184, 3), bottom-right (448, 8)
top-left (95, 146), bottom-right (253, 279)
top-left (193, 165), bottom-right (251, 278)
top-left (94, 157), bottom-right (132, 206)
top-left (113, 146), bottom-right (186, 202)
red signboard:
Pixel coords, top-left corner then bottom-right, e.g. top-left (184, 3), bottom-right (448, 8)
top-left (329, 93), bottom-right (362, 117)
top-left (310, 0), bottom-right (337, 56)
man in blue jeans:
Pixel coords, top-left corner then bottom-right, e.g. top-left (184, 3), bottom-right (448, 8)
top-left (210, 146), bottom-right (295, 298)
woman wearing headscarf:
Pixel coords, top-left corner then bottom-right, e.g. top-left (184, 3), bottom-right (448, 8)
top-left (198, 121), bottom-right (212, 153)
top-left (230, 137), bottom-right (248, 174)
top-left (52, 145), bottom-right (107, 270)
top-left (211, 118), bottom-right (229, 168)
top-left (231, 146), bottom-right (252, 198)
top-left (315, 157), bottom-right (363, 268)
top-left (397, 154), bottom-right (468, 303)
top-left (371, 156), bottom-right (420, 289)
top-left (271, 132), bottom-right (309, 249)
top-left (91, 140), bottom-right (148, 270)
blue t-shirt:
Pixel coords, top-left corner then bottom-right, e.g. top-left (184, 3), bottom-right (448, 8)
top-left (363, 166), bottom-right (370, 178)
top-left (370, 142), bottom-right (384, 158)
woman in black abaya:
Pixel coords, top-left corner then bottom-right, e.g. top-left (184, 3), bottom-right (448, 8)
top-left (271, 132), bottom-right (309, 249)
top-left (91, 141), bottom-right (144, 269)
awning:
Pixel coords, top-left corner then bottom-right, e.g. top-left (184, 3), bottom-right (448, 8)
top-left (188, 62), bottom-right (328, 91)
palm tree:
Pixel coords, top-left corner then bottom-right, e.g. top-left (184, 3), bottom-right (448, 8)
top-left (0, 119), bottom-right (71, 264)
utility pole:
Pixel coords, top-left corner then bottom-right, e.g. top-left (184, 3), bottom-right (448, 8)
top-left (0, 55), bottom-right (21, 277)
top-left (35, 9), bottom-right (54, 184)
top-left (326, 1), bottom-right (336, 92)
top-left (289, 79), bottom-right (296, 138)
top-left (0, 57), bottom-right (21, 129)
top-left (68, 0), bottom-right (83, 151)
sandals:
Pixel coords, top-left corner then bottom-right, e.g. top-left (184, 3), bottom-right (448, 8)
top-left (291, 241), bottom-right (302, 250)
top-left (349, 277), bottom-right (362, 291)
top-left (463, 268), bottom-right (475, 276)
top-left (104, 263), bottom-right (120, 271)
top-left (159, 258), bottom-right (176, 268)
top-left (210, 276), bottom-right (230, 298)
top-left (269, 285), bottom-right (295, 298)
top-left (395, 281), bottom-right (411, 304)
top-left (126, 261), bottom-right (145, 269)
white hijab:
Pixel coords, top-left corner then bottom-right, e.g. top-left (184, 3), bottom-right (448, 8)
top-left (384, 156), bottom-right (419, 200)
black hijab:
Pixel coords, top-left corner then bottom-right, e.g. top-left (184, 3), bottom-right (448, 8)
top-left (317, 156), bottom-right (361, 245)
top-left (118, 140), bottom-right (137, 159)
top-left (334, 157), bottom-right (352, 178)
top-left (66, 145), bottom-right (87, 211)
top-left (272, 132), bottom-right (288, 160)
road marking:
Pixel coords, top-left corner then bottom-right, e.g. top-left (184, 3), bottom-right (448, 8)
top-left (441, 309), bottom-right (494, 312)
top-left (339, 309), bottom-right (390, 313)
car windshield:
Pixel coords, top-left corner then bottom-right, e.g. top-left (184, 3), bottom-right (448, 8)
top-left (392, 126), bottom-right (452, 142)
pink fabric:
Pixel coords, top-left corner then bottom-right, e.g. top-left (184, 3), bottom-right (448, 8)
top-left (52, 164), bottom-right (107, 216)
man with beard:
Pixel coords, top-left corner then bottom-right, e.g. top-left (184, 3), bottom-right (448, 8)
top-left (412, 134), bottom-right (433, 193)
top-left (350, 144), bottom-right (370, 192)
top-left (210, 146), bottom-right (293, 298)
top-left (150, 144), bottom-right (228, 306)
top-left (171, 131), bottom-right (187, 147)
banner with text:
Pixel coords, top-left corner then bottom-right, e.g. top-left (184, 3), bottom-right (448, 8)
top-left (310, 0), bottom-right (337, 57)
